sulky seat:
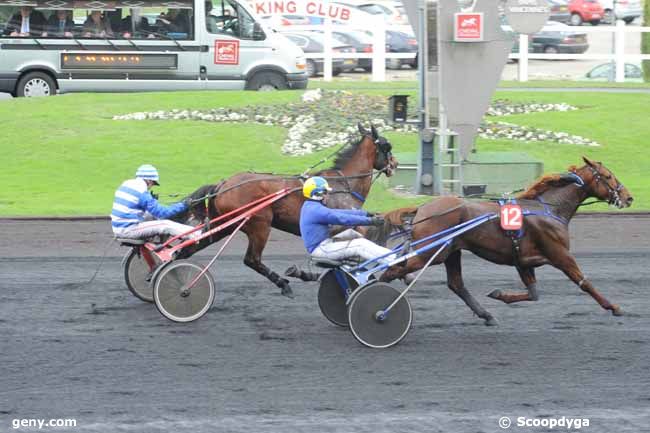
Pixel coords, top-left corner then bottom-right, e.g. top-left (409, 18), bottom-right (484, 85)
top-left (116, 238), bottom-right (146, 246)
top-left (310, 256), bottom-right (361, 269)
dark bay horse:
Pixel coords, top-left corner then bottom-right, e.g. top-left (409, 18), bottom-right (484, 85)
top-left (181, 124), bottom-right (398, 298)
top-left (380, 157), bottom-right (633, 325)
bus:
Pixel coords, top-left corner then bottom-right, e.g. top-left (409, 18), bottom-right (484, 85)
top-left (0, 0), bottom-right (308, 96)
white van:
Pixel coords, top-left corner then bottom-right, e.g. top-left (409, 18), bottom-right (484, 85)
top-left (0, 0), bottom-right (308, 96)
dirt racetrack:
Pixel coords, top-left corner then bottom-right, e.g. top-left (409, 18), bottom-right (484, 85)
top-left (1, 215), bottom-right (649, 432)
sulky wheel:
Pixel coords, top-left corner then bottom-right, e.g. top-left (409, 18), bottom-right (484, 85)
top-left (123, 248), bottom-right (161, 303)
top-left (347, 282), bottom-right (413, 349)
top-left (318, 269), bottom-right (359, 327)
top-left (153, 260), bottom-right (215, 323)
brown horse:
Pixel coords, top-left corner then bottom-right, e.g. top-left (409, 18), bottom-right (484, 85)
top-left (180, 123), bottom-right (398, 298)
top-left (380, 157), bottom-right (633, 325)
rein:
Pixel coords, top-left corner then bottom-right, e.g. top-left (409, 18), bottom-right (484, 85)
top-left (185, 133), bottom-right (394, 205)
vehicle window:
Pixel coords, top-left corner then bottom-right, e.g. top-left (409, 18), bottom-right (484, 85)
top-left (625, 64), bottom-right (641, 78)
top-left (589, 64), bottom-right (609, 78)
top-left (333, 33), bottom-right (347, 44)
top-left (358, 4), bottom-right (384, 15)
top-left (286, 34), bottom-right (307, 48)
top-left (0, 3), bottom-right (195, 40)
top-left (207, 0), bottom-right (256, 39)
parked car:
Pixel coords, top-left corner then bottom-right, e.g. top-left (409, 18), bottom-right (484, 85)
top-left (531, 21), bottom-right (589, 54)
top-left (568, 0), bottom-right (604, 25)
top-left (356, 1), bottom-right (409, 26)
top-left (385, 29), bottom-right (418, 69)
top-left (283, 31), bottom-right (357, 76)
top-left (333, 30), bottom-right (373, 71)
top-left (259, 14), bottom-right (312, 28)
top-left (599, 0), bottom-right (642, 24)
top-left (548, 0), bottom-right (571, 23)
top-left (583, 62), bottom-right (643, 82)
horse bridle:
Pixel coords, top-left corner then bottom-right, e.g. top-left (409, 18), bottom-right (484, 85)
top-left (570, 166), bottom-right (625, 207)
top-left (373, 136), bottom-right (393, 170)
top-left (326, 135), bottom-right (394, 203)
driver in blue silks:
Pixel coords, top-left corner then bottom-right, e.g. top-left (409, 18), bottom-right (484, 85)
top-left (286, 177), bottom-right (395, 282)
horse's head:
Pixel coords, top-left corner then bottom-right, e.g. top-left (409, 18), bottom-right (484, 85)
top-left (572, 156), bottom-right (633, 209)
top-left (358, 123), bottom-right (398, 176)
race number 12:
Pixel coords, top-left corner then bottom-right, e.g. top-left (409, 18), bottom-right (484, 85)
top-left (500, 204), bottom-right (523, 230)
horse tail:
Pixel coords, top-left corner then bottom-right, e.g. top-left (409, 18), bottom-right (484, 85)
top-left (383, 206), bottom-right (419, 226)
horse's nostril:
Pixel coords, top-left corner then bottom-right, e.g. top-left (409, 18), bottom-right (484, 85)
top-left (627, 197), bottom-right (634, 203)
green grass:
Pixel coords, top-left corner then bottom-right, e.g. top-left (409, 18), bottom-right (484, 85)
top-left (308, 79), bottom-right (650, 90)
top-left (1, 88), bottom-right (648, 216)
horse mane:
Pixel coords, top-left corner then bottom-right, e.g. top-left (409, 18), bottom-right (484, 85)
top-left (330, 135), bottom-right (365, 170)
top-left (186, 184), bottom-right (216, 202)
top-left (516, 165), bottom-right (579, 200)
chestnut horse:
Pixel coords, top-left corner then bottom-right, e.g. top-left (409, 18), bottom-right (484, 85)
top-left (380, 157), bottom-right (633, 325)
top-left (180, 124), bottom-right (397, 298)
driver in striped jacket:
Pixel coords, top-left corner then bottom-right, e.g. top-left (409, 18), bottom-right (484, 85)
top-left (111, 164), bottom-right (198, 240)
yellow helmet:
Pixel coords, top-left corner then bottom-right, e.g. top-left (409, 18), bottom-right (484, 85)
top-left (303, 176), bottom-right (331, 200)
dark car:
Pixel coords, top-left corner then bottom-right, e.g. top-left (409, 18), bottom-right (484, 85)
top-left (385, 29), bottom-right (417, 69)
top-left (531, 21), bottom-right (588, 54)
top-left (283, 31), bottom-right (357, 77)
top-left (333, 30), bottom-right (374, 71)
top-left (548, 0), bottom-right (571, 23)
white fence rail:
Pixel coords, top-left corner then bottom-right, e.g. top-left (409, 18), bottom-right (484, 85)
top-left (281, 20), bottom-right (416, 81)
top-left (287, 20), bottom-right (649, 83)
top-left (513, 21), bottom-right (650, 82)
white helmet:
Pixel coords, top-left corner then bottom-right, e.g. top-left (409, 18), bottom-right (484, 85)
top-left (135, 164), bottom-right (160, 185)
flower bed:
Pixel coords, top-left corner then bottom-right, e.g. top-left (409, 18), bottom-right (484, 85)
top-left (113, 89), bottom-right (600, 155)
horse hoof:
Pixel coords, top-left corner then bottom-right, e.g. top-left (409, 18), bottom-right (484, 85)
top-left (284, 265), bottom-right (300, 278)
top-left (402, 273), bottom-right (416, 285)
top-left (611, 305), bottom-right (624, 316)
top-left (487, 290), bottom-right (502, 300)
top-left (281, 287), bottom-right (295, 299)
top-left (484, 317), bottom-right (498, 327)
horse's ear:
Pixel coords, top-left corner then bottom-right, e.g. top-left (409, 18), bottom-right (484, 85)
top-left (370, 124), bottom-right (379, 140)
top-left (582, 156), bottom-right (596, 167)
top-left (358, 123), bottom-right (368, 136)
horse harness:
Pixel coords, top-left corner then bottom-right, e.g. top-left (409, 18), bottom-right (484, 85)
top-left (498, 198), bottom-right (569, 269)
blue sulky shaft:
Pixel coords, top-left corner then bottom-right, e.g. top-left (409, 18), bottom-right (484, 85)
top-left (374, 213), bottom-right (499, 316)
top-left (354, 212), bottom-right (498, 282)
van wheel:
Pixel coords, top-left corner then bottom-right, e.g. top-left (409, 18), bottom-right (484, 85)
top-left (246, 71), bottom-right (287, 91)
top-left (17, 72), bottom-right (56, 97)
top-left (590, 19), bottom-right (600, 25)
top-left (570, 13), bottom-right (582, 26)
top-left (623, 17), bottom-right (634, 24)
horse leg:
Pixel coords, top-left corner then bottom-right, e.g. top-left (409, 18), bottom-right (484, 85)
top-left (242, 222), bottom-right (294, 299)
top-left (379, 256), bottom-right (422, 282)
top-left (550, 251), bottom-right (622, 316)
top-left (444, 250), bottom-right (498, 326)
top-left (284, 265), bottom-right (321, 282)
top-left (488, 267), bottom-right (539, 304)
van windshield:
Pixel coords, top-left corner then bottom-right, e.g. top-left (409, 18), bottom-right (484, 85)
top-left (206, 0), bottom-right (256, 39)
top-left (0, 0), bottom-right (195, 40)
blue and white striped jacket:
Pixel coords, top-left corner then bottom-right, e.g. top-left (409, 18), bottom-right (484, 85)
top-left (111, 178), bottom-right (187, 234)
